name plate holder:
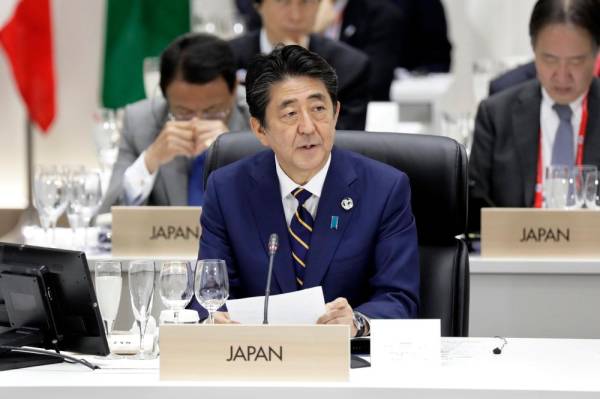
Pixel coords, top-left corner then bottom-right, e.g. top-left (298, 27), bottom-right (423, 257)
top-left (481, 208), bottom-right (600, 258)
top-left (160, 324), bottom-right (350, 381)
top-left (111, 206), bottom-right (201, 257)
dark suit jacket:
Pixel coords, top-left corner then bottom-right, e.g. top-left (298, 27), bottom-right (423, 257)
top-left (339, 0), bottom-right (405, 101)
top-left (229, 32), bottom-right (370, 130)
top-left (468, 78), bottom-right (600, 231)
top-left (488, 62), bottom-right (537, 96)
top-left (192, 146), bottom-right (420, 320)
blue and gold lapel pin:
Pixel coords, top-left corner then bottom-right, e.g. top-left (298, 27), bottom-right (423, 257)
top-left (330, 216), bottom-right (339, 230)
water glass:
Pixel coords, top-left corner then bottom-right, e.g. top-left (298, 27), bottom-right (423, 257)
top-left (69, 169), bottom-right (103, 249)
top-left (194, 259), bottom-right (229, 324)
top-left (544, 165), bottom-right (569, 208)
top-left (95, 261), bottom-right (122, 357)
top-left (129, 260), bottom-right (155, 359)
top-left (159, 261), bottom-right (194, 323)
top-left (566, 165), bottom-right (597, 209)
top-left (92, 109), bottom-right (120, 174)
top-left (584, 172), bottom-right (600, 209)
top-left (34, 165), bottom-right (68, 245)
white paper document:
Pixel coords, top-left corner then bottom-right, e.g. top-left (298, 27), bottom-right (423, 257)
top-left (370, 319), bottom-right (441, 369)
top-left (226, 286), bottom-right (326, 325)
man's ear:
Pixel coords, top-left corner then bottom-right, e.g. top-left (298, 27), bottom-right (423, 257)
top-left (250, 116), bottom-right (270, 147)
top-left (333, 100), bottom-right (341, 127)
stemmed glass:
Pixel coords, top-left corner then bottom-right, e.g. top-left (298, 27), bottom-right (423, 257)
top-left (34, 166), bottom-right (68, 245)
top-left (159, 261), bottom-right (194, 324)
top-left (70, 169), bottom-right (103, 250)
top-left (194, 259), bottom-right (229, 324)
top-left (95, 261), bottom-right (122, 358)
top-left (128, 260), bottom-right (155, 359)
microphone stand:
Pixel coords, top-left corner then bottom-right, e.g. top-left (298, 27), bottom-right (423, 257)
top-left (263, 234), bottom-right (278, 324)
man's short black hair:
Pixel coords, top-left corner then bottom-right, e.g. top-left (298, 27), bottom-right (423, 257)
top-left (245, 45), bottom-right (338, 127)
top-left (159, 33), bottom-right (236, 96)
top-left (530, 0), bottom-right (600, 47)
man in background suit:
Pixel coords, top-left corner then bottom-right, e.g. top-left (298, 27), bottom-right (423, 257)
top-left (100, 33), bottom-right (250, 213)
top-left (229, 0), bottom-right (370, 131)
top-left (469, 0), bottom-right (600, 232)
top-left (194, 45), bottom-right (419, 335)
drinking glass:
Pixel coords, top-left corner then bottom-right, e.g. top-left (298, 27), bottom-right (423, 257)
top-left (566, 165), bottom-right (597, 209)
top-left (128, 260), bottom-right (155, 359)
top-left (92, 109), bottom-right (120, 176)
top-left (159, 261), bottom-right (193, 323)
top-left (34, 166), bottom-right (68, 245)
top-left (543, 165), bottom-right (569, 208)
top-left (95, 261), bottom-right (122, 357)
top-left (70, 169), bottom-right (103, 249)
top-left (584, 172), bottom-right (600, 209)
top-left (194, 259), bottom-right (229, 324)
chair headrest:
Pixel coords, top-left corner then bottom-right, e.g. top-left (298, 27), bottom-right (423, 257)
top-left (205, 131), bottom-right (468, 243)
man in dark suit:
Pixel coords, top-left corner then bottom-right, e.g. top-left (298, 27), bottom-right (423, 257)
top-left (194, 45), bottom-right (419, 335)
top-left (469, 0), bottom-right (600, 232)
top-left (229, 0), bottom-right (369, 131)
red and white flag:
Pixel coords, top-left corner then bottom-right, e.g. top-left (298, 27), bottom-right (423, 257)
top-left (0, 0), bottom-right (56, 132)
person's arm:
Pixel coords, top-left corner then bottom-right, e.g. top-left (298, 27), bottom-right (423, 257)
top-left (121, 151), bottom-right (158, 205)
top-left (354, 172), bottom-right (420, 319)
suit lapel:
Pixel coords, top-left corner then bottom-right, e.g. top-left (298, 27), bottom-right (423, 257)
top-left (304, 148), bottom-right (358, 288)
top-left (512, 82), bottom-right (542, 206)
top-left (157, 156), bottom-right (189, 205)
top-left (583, 79), bottom-right (600, 164)
top-left (248, 152), bottom-right (296, 293)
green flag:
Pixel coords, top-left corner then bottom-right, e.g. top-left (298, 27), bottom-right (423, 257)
top-left (102, 0), bottom-right (190, 108)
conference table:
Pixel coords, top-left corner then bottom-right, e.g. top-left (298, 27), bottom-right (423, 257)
top-left (1, 337), bottom-right (599, 398)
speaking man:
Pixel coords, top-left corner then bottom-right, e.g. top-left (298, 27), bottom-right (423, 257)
top-left (468, 0), bottom-right (600, 232)
top-left (100, 33), bottom-right (250, 212)
top-left (193, 45), bottom-right (419, 336)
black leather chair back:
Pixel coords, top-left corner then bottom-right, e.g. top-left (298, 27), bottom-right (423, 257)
top-left (204, 131), bottom-right (470, 336)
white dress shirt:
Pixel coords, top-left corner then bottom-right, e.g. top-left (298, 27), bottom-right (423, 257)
top-left (275, 154), bottom-right (332, 226)
top-left (259, 29), bottom-right (309, 54)
top-left (540, 88), bottom-right (586, 169)
top-left (122, 150), bottom-right (157, 205)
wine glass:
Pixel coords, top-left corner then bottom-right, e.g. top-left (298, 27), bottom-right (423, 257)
top-left (159, 261), bottom-right (194, 324)
top-left (34, 165), bottom-right (68, 246)
top-left (194, 259), bottom-right (229, 324)
top-left (70, 169), bottom-right (103, 250)
top-left (92, 109), bottom-right (121, 180)
top-left (128, 260), bottom-right (155, 359)
top-left (95, 261), bottom-right (122, 358)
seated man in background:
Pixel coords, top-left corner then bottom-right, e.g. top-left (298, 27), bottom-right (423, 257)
top-left (229, 0), bottom-right (370, 131)
top-left (193, 45), bottom-right (420, 336)
top-left (100, 33), bottom-right (250, 212)
top-left (469, 0), bottom-right (600, 232)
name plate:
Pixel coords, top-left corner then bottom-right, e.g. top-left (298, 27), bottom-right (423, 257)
top-left (481, 208), bottom-right (600, 258)
top-left (111, 206), bottom-right (201, 257)
top-left (160, 324), bottom-right (349, 381)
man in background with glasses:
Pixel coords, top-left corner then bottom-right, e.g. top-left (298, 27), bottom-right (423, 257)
top-left (100, 33), bottom-right (250, 212)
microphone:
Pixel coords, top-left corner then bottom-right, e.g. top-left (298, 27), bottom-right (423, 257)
top-left (263, 233), bottom-right (279, 324)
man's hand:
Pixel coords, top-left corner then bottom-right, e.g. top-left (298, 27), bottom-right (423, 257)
top-left (144, 120), bottom-right (196, 174)
top-left (212, 311), bottom-right (239, 324)
top-left (316, 297), bottom-right (357, 337)
top-left (192, 119), bottom-right (228, 155)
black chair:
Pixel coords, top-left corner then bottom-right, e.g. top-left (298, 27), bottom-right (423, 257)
top-left (204, 131), bottom-right (470, 337)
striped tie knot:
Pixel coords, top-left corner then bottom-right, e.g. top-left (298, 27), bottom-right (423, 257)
top-left (293, 187), bottom-right (312, 206)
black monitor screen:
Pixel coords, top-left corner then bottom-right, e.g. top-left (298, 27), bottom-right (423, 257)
top-left (0, 243), bottom-right (109, 356)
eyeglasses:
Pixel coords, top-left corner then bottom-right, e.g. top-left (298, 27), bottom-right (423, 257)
top-left (168, 108), bottom-right (231, 122)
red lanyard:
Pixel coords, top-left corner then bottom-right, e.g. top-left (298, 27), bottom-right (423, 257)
top-left (534, 96), bottom-right (589, 208)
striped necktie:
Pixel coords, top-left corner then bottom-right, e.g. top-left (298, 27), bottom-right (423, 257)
top-left (551, 104), bottom-right (574, 166)
top-left (288, 187), bottom-right (313, 289)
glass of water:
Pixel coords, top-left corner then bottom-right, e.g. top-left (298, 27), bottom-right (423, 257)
top-left (129, 260), bottom-right (155, 359)
top-left (159, 261), bottom-right (193, 324)
top-left (95, 261), bottom-right (122, 357)
top-left (194, 259), bottom-right (229, 324)
top-left (544, 165), bottom-right (569, 208)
